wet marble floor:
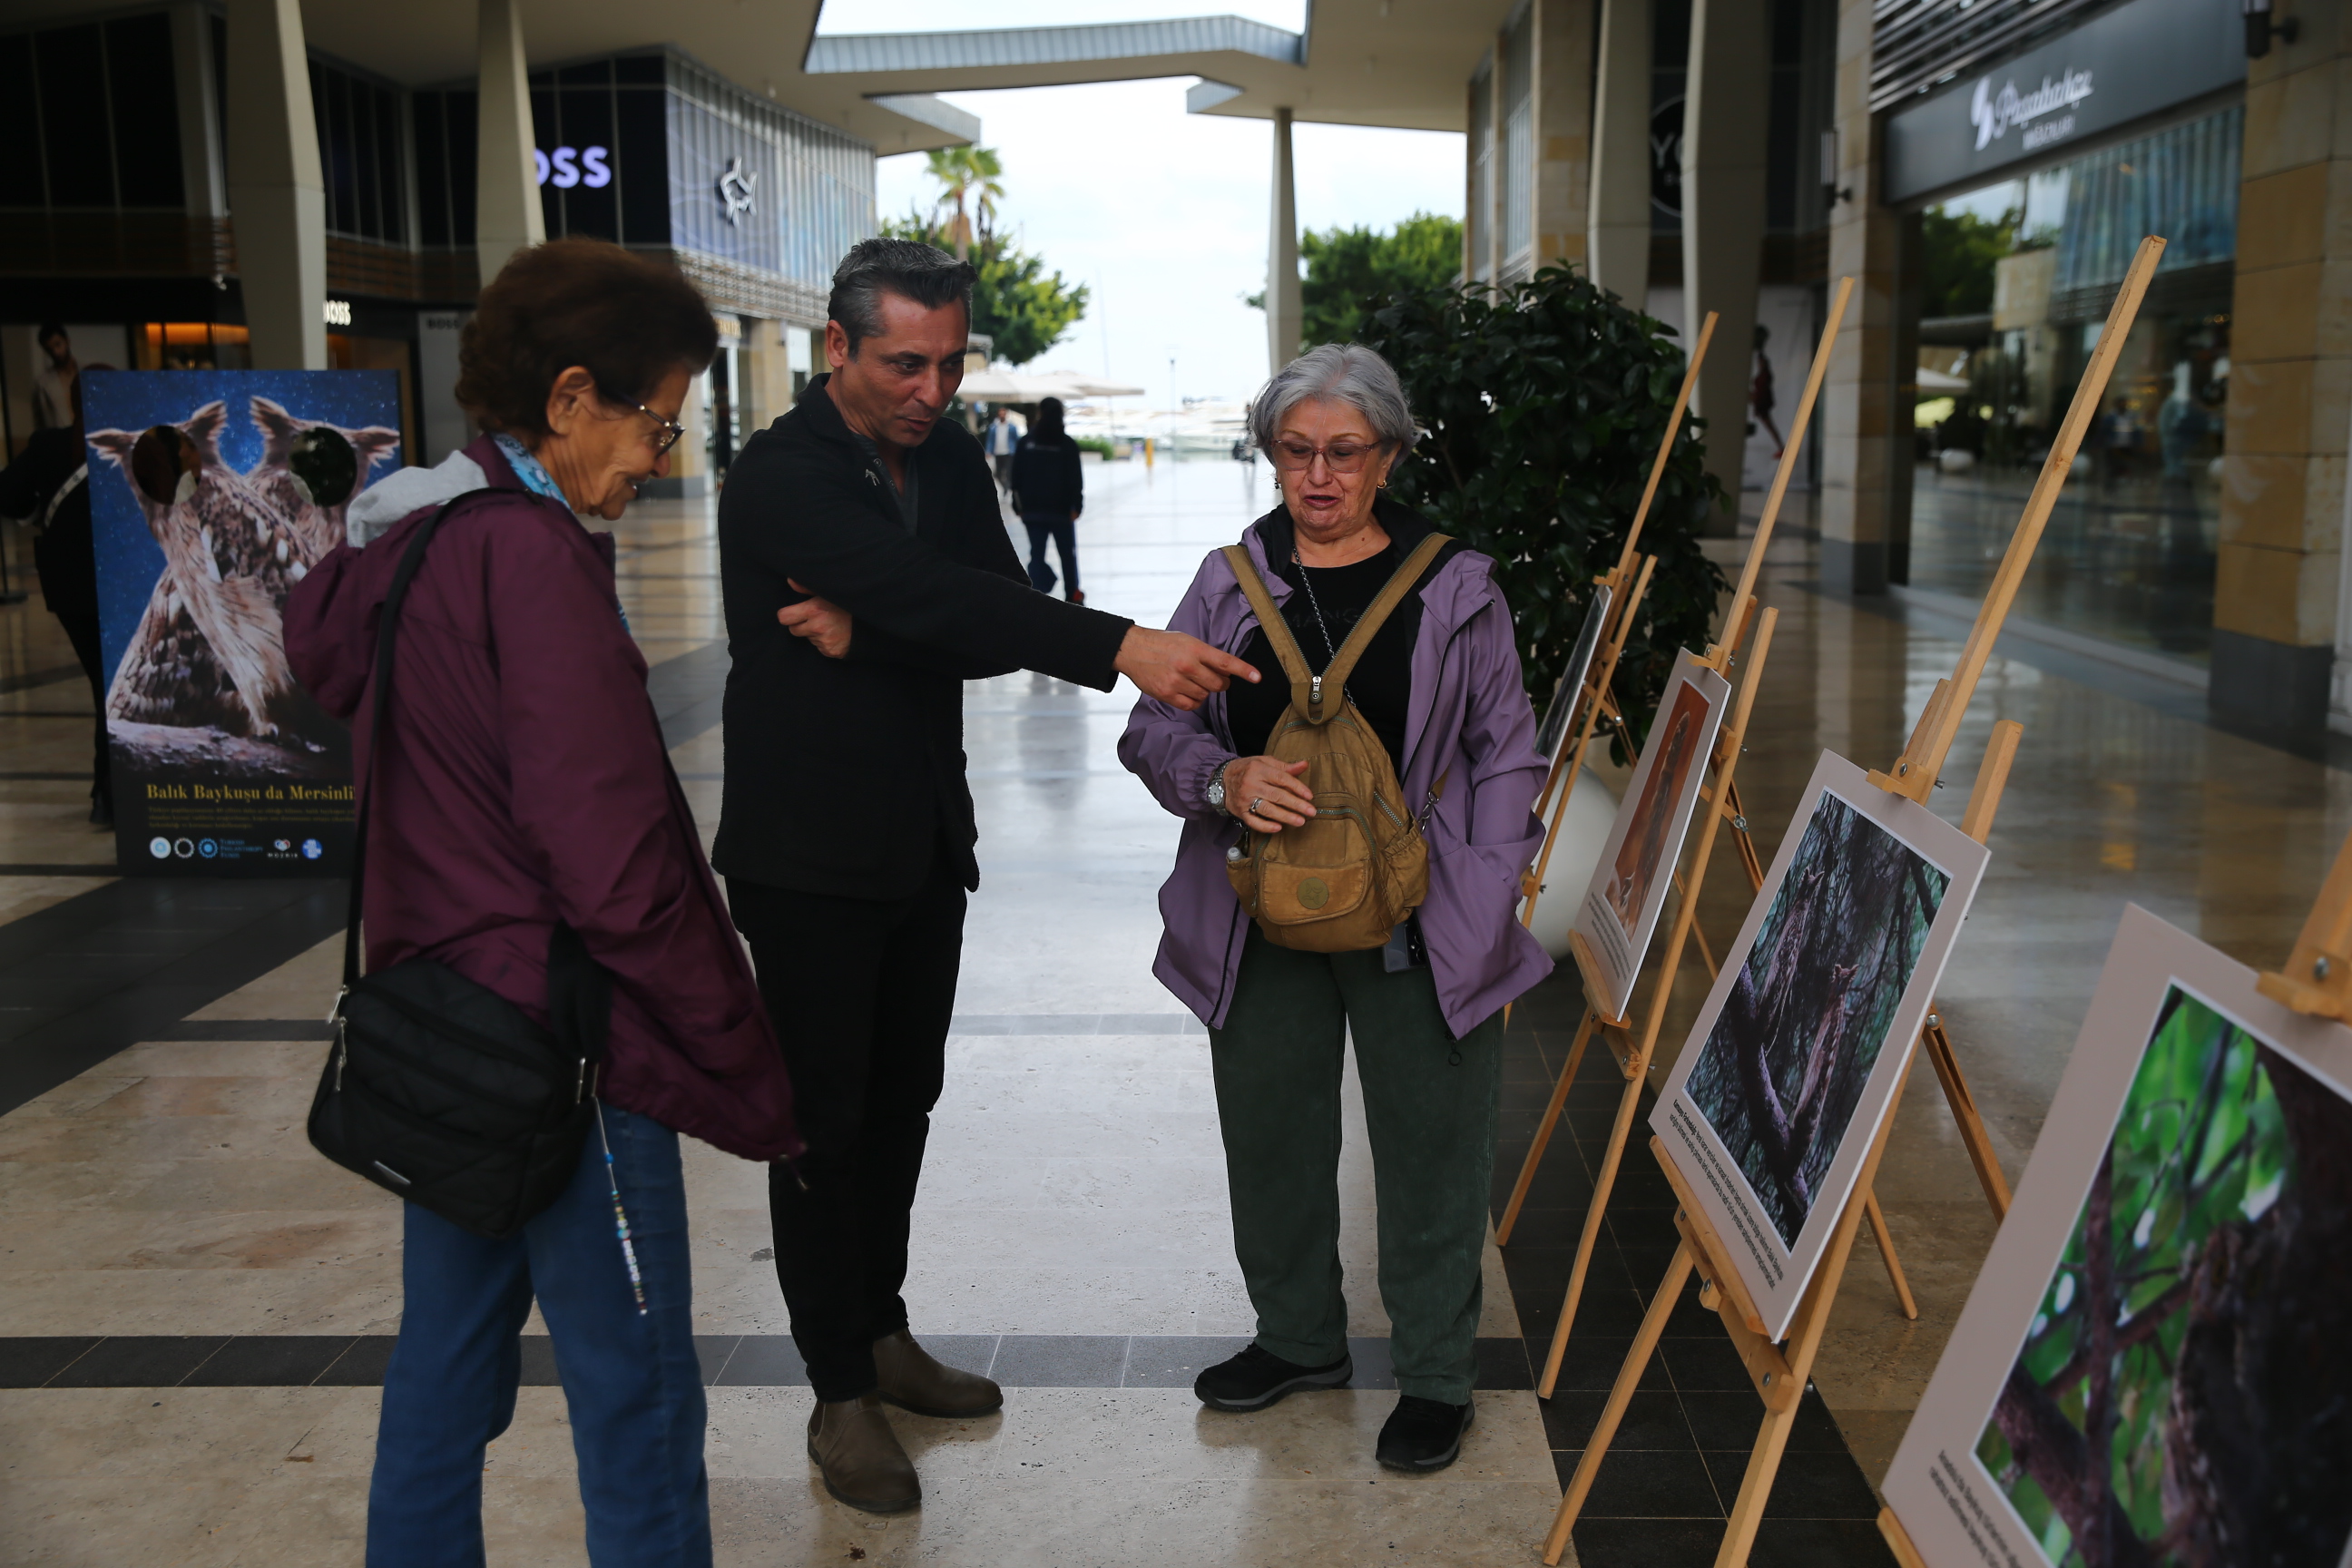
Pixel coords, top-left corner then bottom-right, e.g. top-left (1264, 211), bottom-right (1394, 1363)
top-left (2, 454), bottom-right (2346, 1565)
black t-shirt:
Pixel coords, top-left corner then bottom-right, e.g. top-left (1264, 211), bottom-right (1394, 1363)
top-left (1226, 508), bottom-right (1455, 767)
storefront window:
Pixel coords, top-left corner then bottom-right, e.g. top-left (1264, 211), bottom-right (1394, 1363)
top-left (1909, 105), bottom-right (2239, 665)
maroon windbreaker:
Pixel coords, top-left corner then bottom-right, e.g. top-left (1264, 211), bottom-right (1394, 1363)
top-left (283, 436), bottom-right (799, 1162)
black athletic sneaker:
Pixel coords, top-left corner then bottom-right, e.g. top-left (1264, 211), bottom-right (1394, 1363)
top-left (1376, 1395), bottom-right (1475, 1471)
top-left (1193, 1343), bottom-right (1352, 1411)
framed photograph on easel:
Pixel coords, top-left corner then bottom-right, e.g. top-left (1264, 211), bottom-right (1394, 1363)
top-left (1568, 647), bottom-right (1730, 1022)
top-left (1879, 904), bottom-right (2352, 1568)
top-left (1651, 749), bottom-right (1989, 1338)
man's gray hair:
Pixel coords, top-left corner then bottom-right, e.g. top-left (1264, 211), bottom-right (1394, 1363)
top-left (828, 238), bottom-right (977, 354)
top-left (1248, 344), bottom-right (1420, 455)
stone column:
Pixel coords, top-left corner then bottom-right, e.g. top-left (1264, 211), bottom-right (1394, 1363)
top-left (1531, 0), bottom-right (1597, 274)
top-left (2224, 2), bottom-right (2352, 732)
top-left (171, 4), bottom-right (226, 222)
top-left (1680, 0), bottom-right (1770, 534)
top-left (1268, 106), bottom-right (1301, 370)
top-left (1488, 30), bottom-right (1508, 285)
top-left (1586, 0), bottom-right (1651, 304)
top-left (222, 0), bottom-right (324, 369)
top-left (475, 0), bottom-right (544, 290)
top-left (1818, 0), bottom-right (1900, 593)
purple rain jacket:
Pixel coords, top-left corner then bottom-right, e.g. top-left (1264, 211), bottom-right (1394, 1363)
top-left (1118, 500), bottom-right (1554, 1039)
top-left (283, 436), bottom-right (799, 1163)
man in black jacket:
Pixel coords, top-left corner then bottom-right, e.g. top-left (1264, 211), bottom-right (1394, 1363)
top-left (714, 239), bottom-right (1255, 1514)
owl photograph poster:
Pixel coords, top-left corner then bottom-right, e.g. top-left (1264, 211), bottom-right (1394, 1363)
top-left (83, 370), bottom-right (402, 877)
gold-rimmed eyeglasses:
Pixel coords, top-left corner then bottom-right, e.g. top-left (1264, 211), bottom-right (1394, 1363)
top-left (632, 401), bottom-right (688, 456)
top-left (1269, 437), bottom-right (1389, 475)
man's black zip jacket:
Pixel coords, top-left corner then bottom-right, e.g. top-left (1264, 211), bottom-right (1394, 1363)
top-left (713, 373), bottom-right (1134, 899)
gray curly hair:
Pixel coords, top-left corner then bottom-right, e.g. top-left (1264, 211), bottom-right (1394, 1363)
top-left (1247, 343), bottom-right (1420, 456)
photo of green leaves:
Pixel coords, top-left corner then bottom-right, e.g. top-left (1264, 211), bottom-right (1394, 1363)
top-left (1975, 988), bottom-right (2352, 1568)
top-left (1685, 790), bottom-right (1948, 1246)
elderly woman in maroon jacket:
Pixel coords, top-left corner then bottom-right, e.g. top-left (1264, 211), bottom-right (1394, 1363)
top-left (285, 239), bottom-right (793, 1568)
top-left (1120, 343), bottom-right (1552, 1475)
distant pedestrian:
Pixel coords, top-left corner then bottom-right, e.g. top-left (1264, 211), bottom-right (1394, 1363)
top-left (0, 363), bottom-right (114, 826)
top-left (33, 319), bottom-right (77, 431)
top-left (985, 403), bottom-right (1020, 496)
top-left (1011, 395), bottom-right (1086, 604)
top-left (1750, 322), bottom-right (1784, 460)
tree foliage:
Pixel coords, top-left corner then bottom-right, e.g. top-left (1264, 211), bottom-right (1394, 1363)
top-left (1286, 212), bottom-right (1465, 353)
top-left (1685, 794), bottom-right (1947, 1243)
top-left (922, 145), bottom-right (1002, 260)
top-left (879, 212), bottom-right (1088, 368)
top-left (1921, 206), bottom-right (2015, 318)
top-left (1978, 992), bottom-right (2352, 1568)
top-left (1355, 264), bottom-right (1728, 730)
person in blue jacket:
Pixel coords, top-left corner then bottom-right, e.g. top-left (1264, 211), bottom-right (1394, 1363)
top-left (1010, 396), bottom-right (1086, 604)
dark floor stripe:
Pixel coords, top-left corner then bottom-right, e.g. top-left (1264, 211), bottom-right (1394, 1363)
top-left (0, 663), bottom-right (84, 697)
top-left (157, 1018), bottom-right (333, 1040)
top-left (0, 1333), bottom-right (1534, 1392)
top-left (0, 638), bottom-right (730, 1119)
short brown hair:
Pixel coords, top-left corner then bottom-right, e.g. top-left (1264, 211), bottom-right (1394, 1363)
top-left (456, 239), bottom-right (719, 438)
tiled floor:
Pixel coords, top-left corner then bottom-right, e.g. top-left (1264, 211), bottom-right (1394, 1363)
top-left (5, 453), bottom-right (2349, 1564)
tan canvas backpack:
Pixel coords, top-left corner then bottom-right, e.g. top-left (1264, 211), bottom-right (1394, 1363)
top-left (1219, 534), bottom-right (1449, 953)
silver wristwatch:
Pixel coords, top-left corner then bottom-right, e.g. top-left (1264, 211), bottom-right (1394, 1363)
top-left (1204, 761), bottom-right (1230, 815)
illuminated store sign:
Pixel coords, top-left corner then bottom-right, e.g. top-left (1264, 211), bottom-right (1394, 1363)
top-left (534, 146), bottom-right (612, 189)
top-left (1883, 0), bottom-right (2242, 203)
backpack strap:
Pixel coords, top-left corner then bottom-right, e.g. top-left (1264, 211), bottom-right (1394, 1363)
top-left (1220, 544), bottom-right (1318, 718)
top-left (1222, 532), bottom-right (1454, 724)
top-left (1315, 533), bottom-right (1452, 721)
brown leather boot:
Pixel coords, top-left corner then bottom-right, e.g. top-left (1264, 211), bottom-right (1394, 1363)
top-left (873, 1329), bottom-right (1004, 1418)
top-left (806, 1394), bottom-right (921, 1514)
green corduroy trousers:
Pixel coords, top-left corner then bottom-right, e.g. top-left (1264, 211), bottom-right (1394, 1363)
top-left (1207, 926), bottom-right (1504, 1404)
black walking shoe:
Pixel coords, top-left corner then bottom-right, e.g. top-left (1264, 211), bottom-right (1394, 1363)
top-left (1193, 1343), bottom-right (1352, 1411)
top-left (1376, 1395), bottom-right (1474, 1472)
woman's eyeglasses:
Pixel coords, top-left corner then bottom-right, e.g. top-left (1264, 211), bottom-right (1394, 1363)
top-left (632, 402), bottom-right (688, 456)
top-left (1269, 438), bottom-right (1388, 475)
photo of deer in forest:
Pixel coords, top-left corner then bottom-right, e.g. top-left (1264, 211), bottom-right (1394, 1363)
top-left (1975, 986), bottom-right (2352, 1568)
top-left (1682, 787), bottom-right (1951, 1247)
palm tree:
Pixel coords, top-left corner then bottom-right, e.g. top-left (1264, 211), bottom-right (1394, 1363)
top-left (924, 145), bottom-right (1004, 261)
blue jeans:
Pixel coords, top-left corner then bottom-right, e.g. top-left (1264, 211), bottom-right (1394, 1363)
top-left (367, 1105), bottom-right (710, 1568)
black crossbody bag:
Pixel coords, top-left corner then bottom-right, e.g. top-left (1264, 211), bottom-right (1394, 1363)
top-left (307, 492), bottom-right (613, 1240)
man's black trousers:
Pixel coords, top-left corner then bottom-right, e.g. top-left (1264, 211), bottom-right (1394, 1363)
top-left (727, 857), bottom-right (965, 1403)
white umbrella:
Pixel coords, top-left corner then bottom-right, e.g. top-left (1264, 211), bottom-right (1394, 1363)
top-left (959, 368), bottom-right (1147, 401)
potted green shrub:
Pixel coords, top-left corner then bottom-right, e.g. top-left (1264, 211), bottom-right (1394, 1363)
top-left (1360, 265), bottom-right (1728, 747)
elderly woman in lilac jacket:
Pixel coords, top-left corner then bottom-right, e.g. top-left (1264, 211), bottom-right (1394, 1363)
top-left (1119, 344), bottom-right (1552, 1473)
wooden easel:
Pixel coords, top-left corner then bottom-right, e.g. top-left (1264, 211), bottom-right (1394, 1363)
top-left (1497, 279), bottom-right (1857, 1327)
top-left (1545, 233), bottom-right (2165, 1568)
top-left (1520, 311), bottom-right (1719, 928)
top-left (1881, 570), bottom-right (2337, 1568)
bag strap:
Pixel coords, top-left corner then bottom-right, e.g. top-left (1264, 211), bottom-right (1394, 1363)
top-left (338, 489), bottom-right (511, 999)
top-left (1319, 533), bottom-right (1451, 710)
top-left (1220, 544), bottom-right (1316, 716)
top-left (1221, 533), bottom-right (1452, 724)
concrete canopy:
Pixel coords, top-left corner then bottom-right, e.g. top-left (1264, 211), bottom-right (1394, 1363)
top-left (0, 0), bottom-right (978, 153)
top-left (805, 1), bottom-right (1515, 134)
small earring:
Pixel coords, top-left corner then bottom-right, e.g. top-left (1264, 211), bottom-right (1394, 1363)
top-left (1377, 479), bottom-right (1388, 489)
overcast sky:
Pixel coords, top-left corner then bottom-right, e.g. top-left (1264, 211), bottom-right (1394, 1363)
top-left (817, 1), bottom-right (1464, 406)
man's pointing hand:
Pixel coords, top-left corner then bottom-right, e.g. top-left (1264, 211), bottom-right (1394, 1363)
top-left (1114, 626), bottom-right (1260, 712)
